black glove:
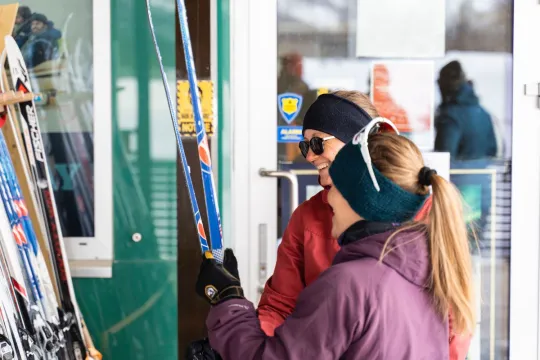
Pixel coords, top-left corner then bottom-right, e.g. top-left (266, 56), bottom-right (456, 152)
top-left (196, 251), bottom-right (244, 305)
top-left (223, 248), bottom-right (239, 280)
top-left (185, 338), bottom-right (223, 360)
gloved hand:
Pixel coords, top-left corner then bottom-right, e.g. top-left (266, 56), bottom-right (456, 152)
top-left (196, 250), bottom-right (244, 305)
top-left (222, 248), bottom-right (239, 280)
top-left (185, 338), bottom-right (222, 360)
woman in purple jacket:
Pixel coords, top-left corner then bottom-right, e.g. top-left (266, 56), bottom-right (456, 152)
top-left (195, 118), bottom-right (475, 359)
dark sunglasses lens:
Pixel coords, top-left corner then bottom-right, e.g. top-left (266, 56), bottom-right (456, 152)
top-left (310, 137), bottom-right (325, 155)
top-left (299, 141), bottom-right (309, 157)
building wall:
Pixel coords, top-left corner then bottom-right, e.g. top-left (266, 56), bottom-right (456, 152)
top-left (72, 0), bottom-right (178, 358)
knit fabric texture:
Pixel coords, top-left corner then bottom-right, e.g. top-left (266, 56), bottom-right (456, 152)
top-left (329, 139), bottom-right (428, 222)
top-left (302, 94), bottom-right (373, 144)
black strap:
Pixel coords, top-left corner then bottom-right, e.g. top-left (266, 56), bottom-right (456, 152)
top-left (211, 286), bottom-right (244, 305)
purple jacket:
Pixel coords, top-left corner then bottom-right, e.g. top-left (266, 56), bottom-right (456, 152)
top-left (207, 226), bottom-right (449, 359)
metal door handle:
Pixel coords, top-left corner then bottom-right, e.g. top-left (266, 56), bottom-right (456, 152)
top-left (257, 223), bottom-right (267, 295)
top-left (259, 169), bottom-right (299, 213)
top-left (257, 169), bottom-right (299, 296)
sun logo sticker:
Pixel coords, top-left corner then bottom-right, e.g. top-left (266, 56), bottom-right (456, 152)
top-left (278, 93), bottom-right (303, 124)
top-left (198, 137), bottom-right (212, 168)
top-left (197, 220), bottom-right (207, 240)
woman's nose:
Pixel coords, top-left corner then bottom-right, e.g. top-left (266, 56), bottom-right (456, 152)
top-left (306, 149), bottom-right (318, 162)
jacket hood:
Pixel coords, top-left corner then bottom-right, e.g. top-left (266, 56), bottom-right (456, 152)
top-left (333, 226), bottom-right (430, 288)
top-left (43, 26), bottom-right (62, 40)
top-left (446, 82), bottom-right (479, 106)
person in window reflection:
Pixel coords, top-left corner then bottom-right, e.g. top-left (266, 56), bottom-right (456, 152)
top-left (12, 6), bottom-right (33, 48)
top-left (196, 119), bottom-right (476, 359)
top-left (434, 60), bottom-right (498, 160)
top-left (20, 13), bottom-right (62, 69)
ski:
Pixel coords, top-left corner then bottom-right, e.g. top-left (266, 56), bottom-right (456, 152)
top-left (175, 0), bottom-right (223, 261)
top-left (0, 201), bottom-right (42, 360)
top-left (3, 35), bottom-right (87, 359)
top-left (145, 0), bottom-right (214, 259)
top-left (1, 51), bottom-right (78, 360)
top-left (0, 129), bottom-right (65, 359)
top-left (0, 164), bottom-right (38, 360)
top-left (0, 239), bottom-right (28, 360)
top-left (0, 59), bottom-right (60, 317)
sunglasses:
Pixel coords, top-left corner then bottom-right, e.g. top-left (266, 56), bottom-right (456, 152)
top-left (352, 117), bottom-right (399, 192)
top-left (299, 136), bottom-right (335, 158)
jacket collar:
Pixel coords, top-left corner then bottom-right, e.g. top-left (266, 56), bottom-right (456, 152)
top-left (337, 220), bottom-right (399, 246)
top-left (321, 187), bottom-right (329, 204)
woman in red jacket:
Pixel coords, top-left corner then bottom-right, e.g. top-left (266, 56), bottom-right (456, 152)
top-left (258, 91), bottom-right (429, 332)
top-left (258, 90), bottom-right (382, 332)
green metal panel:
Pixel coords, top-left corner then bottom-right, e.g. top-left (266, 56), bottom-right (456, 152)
top-left (217, 0), bottom-right (231, 247)
top-left (73, 0), bottom-right (178, 358)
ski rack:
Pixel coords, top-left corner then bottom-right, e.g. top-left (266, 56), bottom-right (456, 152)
top-left (0, 91), bottom-right (35, 113)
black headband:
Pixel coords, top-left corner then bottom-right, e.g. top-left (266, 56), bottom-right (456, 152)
top-left (302, 94), bottom-right (373, 143)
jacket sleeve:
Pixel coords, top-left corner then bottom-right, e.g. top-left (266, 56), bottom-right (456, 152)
top-left (414, 196), bottom-right (432, 221)
top-left (434, 114), bottom-right (461, 157)
top-left (207, 268), bottom-right (361, 360)
top-left (257, 206), bottom-right (306, 335)
top-left (448, 307), bottom-right (472, 360)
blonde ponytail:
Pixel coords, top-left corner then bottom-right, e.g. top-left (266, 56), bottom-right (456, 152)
top-left (368, 132), bottom-right (476, 335)
top-left (427, 174), bottom-right (476, 335)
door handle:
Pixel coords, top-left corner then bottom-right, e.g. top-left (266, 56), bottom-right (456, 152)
top-left (257, 169), bottom-right (299, 296)
top-left (259, 169), bottom-right (299, 213)
top-left (257, 223), bottom-right (267, 295)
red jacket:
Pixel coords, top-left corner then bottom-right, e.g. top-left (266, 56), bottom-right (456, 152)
top-left (257, 190), bottom-right (471, 359)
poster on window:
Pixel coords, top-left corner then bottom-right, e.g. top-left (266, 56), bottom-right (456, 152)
top-left (370, 60), bottom-right (435, 150)
top-left (356, 0), bottom-right (445, 58)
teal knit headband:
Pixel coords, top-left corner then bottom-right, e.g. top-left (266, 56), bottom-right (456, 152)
top-left (329, 140), bottom-right (428, 222)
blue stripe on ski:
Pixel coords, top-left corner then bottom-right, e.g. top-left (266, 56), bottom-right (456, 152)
top-left (0, 135), bottom-right (39, 257)
top-left (176, 0), bottom-right (223, 261)
top-left (0, 136), bottom-right (39, 258)
top-left (0, 131), bottom-right (44, 308)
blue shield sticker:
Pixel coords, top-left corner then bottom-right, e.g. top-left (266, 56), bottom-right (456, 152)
top-left (278, 93), bottom-right (303, 124)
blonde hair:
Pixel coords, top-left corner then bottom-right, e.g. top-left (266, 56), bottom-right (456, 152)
top-left (369, 132), bottom-right (475, 336)
top-left (331, 90), bottom-right (379, 118)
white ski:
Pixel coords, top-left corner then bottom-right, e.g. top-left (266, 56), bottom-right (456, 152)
top-left (4, 35), bottom-right (89, 360)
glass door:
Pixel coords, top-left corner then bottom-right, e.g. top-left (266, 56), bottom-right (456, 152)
top-left (227, 0), bottom-right (540, 358)
top-left (275, 1), bottom-right (516, 359)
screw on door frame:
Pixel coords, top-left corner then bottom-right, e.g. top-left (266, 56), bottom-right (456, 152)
top-left (132, 233), bottom-right (142, 242)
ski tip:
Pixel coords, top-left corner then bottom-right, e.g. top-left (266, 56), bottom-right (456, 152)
top-left (86, 348), bottom-right (103, 360)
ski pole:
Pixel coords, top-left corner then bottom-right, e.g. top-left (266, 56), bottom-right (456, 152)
top-left (175, 0), bottom-right (224, 262)
top-left (145, 0), bottom-right (213, 258)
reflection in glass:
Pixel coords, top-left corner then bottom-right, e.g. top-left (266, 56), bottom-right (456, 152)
top-left (277, 0), bottom-right (512, 358)
top-left (7, 1), bottom-right (95, 238)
